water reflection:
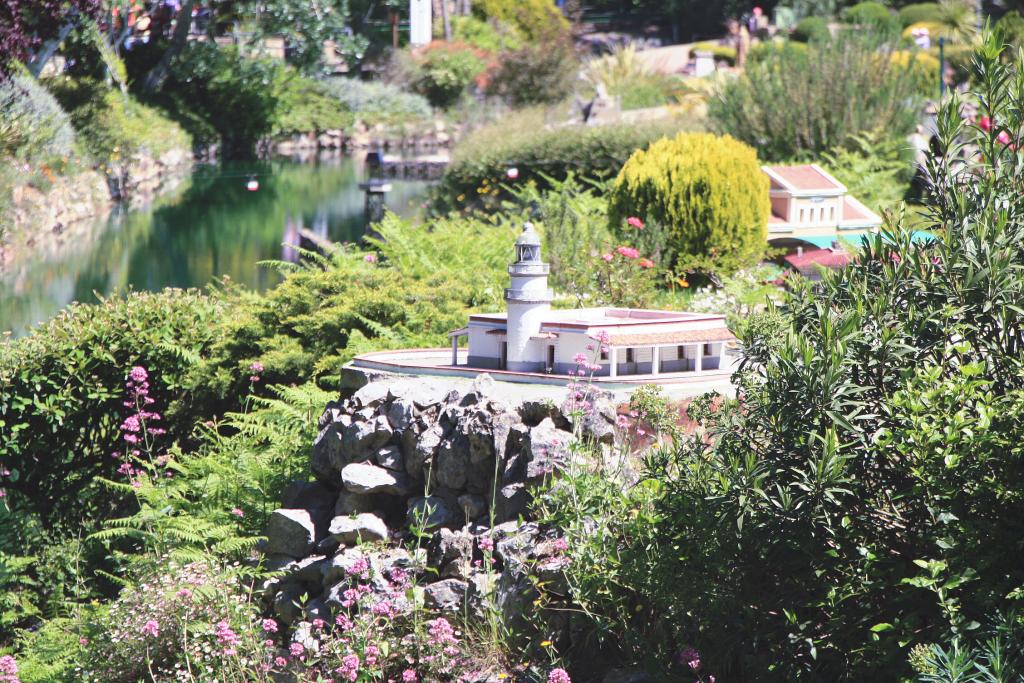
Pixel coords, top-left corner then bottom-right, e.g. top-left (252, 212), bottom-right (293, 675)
top-left (0, 155), bottom-right (431, 336)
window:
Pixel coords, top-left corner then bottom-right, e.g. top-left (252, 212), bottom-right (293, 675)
top-left (799, 208), bottom-right (805, 223)
top-left (703, 343), bottom-right (713, 356)
top-left (625, 348), bottom-right (634, 363)
top-left (829, 206), bottom-right (836, 222)
top-left (600, 348), bottom-right (609, 361)
top-left (677, 345), bottom-right (686, 359)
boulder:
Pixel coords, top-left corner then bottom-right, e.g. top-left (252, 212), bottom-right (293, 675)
top-left (329, 513), bottom-right (389, 544)
top-left (273, 584), bottom-right (306, 625)
top-left (321, 547), bottom-right (372, 585)
top-left (407, 495), bottom-right (459, 530)
top-left (525, 418), bottom-right (568, 480)
top-left (404, 422), bottom-right (443, 479)
top-left (494, 483), bottom-right (529, 524)
top-left (334, 491), bottom-right (375, 516)
top-left (457, 493), bottom-right (488, 521)
top-left (428, 528), bottom-right (474, 579)
top-left (435, 436), bottom-right (469, 490)
top-left (385, 398), bottom-right (416, 431)
top-left (266, 509), bottom-right (316, 558)
top-left (423, 578), bottom-right (468, 611)
top-left (374, 445), bottom-right (404, 472)
top-left (352, 381), bottom-right (390, 409)
top-left (341, 462), bottom-right (410, 495)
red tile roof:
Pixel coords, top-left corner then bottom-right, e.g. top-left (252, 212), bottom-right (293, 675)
top-left (783, 248), bottom-right (851, 277)
top-left (766, 165), bottom-right (844, 192)
top-left (608, 328), bottom-right (736, 347)
top-left (842, 197), bottom-right (870, 221)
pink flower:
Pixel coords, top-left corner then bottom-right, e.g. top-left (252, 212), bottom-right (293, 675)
top-left (312, 618), bottom-right (326, 630)
top-left (249, 362), bottom-right (264, 374)
top-left (402, 670), bottom-right (418, 682)
top-left (231, 507), bottom-right (244, 518)
top-left (979, 116), bottom-right (993, 132)
top-left (346, 556), bottom-right (370, 578)
top-left (289, 642), bottom-right (305, 658)
top-left (130, 366), bottom-right (148, 383)
top-left (262, 618), bottom-right (279, 632)
top-left (335, 614), bottom-right (354, 630)
top-left (274, 656), bottom-right (288, 668)
top-left (997, 130), bottom-right (1012, 145)
top-left (626, 216), bottom-right (644, 229)
top-left (141, 620), bottom-right (160, 638)
top-left (616, 246), bottom-right (639, 259)
top-left (548, 668), bottom-right (571, 683)
top-left (215, 620), bottom-right (240, 653)
top-left (364, 253), bottom-right (378, 263)
top-left (428, 617), bottom-right (458, 646)
top-left (338, 654), bottom-right (360, 681)
top-left (678, 647), bottom-right (701, 671)
top-left (638, 258), bottom-right (655, 269)
top-left (601, 253), bottom-right (614, 262)
top-left (478, 536), bottom-right (494, 552)
top-left (176, 588), bottom-right (193, 599)
top-left (553, 537), bottom-right (568, 552)
top-left (573, 352), bottom-right (588, 366)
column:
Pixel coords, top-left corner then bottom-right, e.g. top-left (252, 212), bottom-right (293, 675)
top-left (652, 346), bottom-right (660, 375)
top-left (609, 348), bottom-right (618, 378)
top-left (696, 344), bottom-right (703, 375)
top-left (451, 335), bottom-right (459, 366)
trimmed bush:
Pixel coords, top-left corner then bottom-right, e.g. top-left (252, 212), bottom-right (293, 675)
top-left (898, 2), bottom-right (943, 27)
top-left (432, 110), bottom-right (696, 213)
top-left (451, 15), bottom-right (521, 53)
top-left (272, 73), bottom-right (353, 136)
top-left (403, 42), bottom-right (487, 109)
top-left (792, 16), bottom-right (831, 42)
top-left (607, 132), bottom-right (769, 275)
top-left (843, 1), bottom-right (900, 34)
top-left (473, 0), bottom-right (570, 42)
top-left (690, 41), bottom-right (738, 65)
top-left (487, 36), bottom-right (578, 107)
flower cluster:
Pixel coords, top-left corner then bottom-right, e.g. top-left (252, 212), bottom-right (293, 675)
top-left (115, 366), bottom-right (168, 489)
top-left (248, 361), bottom-right (264, 384)
top-left (549, 667), bottom-right (572, 683)
top-left (0, 655), bottom-right (21, 683)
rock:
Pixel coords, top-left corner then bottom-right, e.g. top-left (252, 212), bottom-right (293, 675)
top-left (329, 513), bottom-right (389, 544)
top-left (341, 462), bottom-right (410, 495)
top-left (273, 584), bottom-right (306, 625)
top-left (424, 578), bottom-right (468, 611)
top-left (340, 416), bottom-right (393, 463)
top-left (494, 522), bottom-right (539, 573)
top-left (571, 395), bottom-right (617, 446)
top-left (311, 423), bottom-right (342, 484)
top-left (428, 529), bottom-right (474, 579)
top-left (436, 436), bottom-right (469, 489)
top-left (404, 422), bottom-right (443, 479)
top-left (265, 509), bottom-right (316, 558)
top-left (352, 382), bottom-right (390, 409)
top-left (374, 445), bottom-right (404, 472)
top-left (386, 398), bottom-right (416, 431)
top-left (473, 373), bottom-right (495, 396)
top-left (334, 491), bottom-right (375, 516)
top-left (525, 418), bottom-right (569, 479)
top-left (494, 483), bottom-right (529, 524)
top-left (407, 495), bottom-right (459, 530)
top-left (321, 547), bottom-right (372, 585)
top-left (279, 555), bottom-right (328, 587)
top-left (457, 493), bottom-right (488, 521)
top-left (279, 481), bottom-right (337, 539)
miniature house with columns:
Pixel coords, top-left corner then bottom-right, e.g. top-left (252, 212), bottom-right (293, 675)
top-left (446, 224), bottom-right (736, 379)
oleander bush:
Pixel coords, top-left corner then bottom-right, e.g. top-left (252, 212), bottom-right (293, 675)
top-left (608, 132), bottom-right (769, 276)
top-left (433, 111), bottom-right (695, 213)
top-left (711, 32), bottom-right (922, 160)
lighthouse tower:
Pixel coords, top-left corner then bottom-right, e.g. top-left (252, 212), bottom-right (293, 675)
top-left (505, 223), bottom-right (553, 372)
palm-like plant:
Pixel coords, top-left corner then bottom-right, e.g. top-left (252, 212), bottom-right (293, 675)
top-left (938, 0), bottom-right (981, 43)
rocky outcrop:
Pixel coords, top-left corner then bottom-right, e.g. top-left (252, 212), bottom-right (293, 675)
top-left (262, 372), bottom-right (616, 631)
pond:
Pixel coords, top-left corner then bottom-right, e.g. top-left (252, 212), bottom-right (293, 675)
top-left (0, 155), bottom-right (432, 337)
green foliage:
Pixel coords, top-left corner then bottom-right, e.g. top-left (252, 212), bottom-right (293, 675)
top-left (434, 111), bottom-right (696, 213)
top-left (792, 16), bottom-right (831, 43)
top-left (451, 15), bottom-right (521, 53)
top-left (820, 128), bottom-right (916, 211)
top-left (47, 77), bottom-right (191, 167)
top-left (272, 73), bottom-right (353, 135)
top-left (585, 45), bottom-right (687, 110)
top-left (256, 0), bottom-right (368, 74)
top-left (608, 132), bottom-right (769, 276)
top-left (317, 77), bottom-right (433, 126)
top-left (842, 2), bottom-right (901, 35)
top-left (690, 41), bottom-right (738, 66)
top-left (487, 36), bottom-right (578, 108)
top-left (995, 11), bottom-right (1024, 49)
top-left (570, 34), bottom-right (1024, 679)
top-left (711, 32), bottom-right (923, 160)
top-left (403, 42), bottom-right (487, 109)
top-left (162, 42), bottom-right (283, 154)
top-left (899, 2), bottom-right (943, 27)
top-left (0, 73), bottom-right (76, 163)
top-left (473, 0), bottom-right (570, 42)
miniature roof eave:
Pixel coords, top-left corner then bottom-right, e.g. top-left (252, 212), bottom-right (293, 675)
top-left (447, 326), bottom-right (469, 337)
top-left (606, 328), bottom-right (737, 347)
top-left (762, 164), bottom-right (847, 196)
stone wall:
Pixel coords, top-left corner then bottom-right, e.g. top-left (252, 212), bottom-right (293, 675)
top-left (262, 369), bottom-right (617, 631)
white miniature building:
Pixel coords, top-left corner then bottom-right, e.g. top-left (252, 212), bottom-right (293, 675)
top-left (447, 224), bottom-right (736, 379)
top-left (763, 164), bottom-right (882, 249)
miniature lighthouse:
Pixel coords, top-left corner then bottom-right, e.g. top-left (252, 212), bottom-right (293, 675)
top-left (505, 223), bottom-right (553, 372)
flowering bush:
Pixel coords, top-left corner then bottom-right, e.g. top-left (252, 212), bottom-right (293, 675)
top-left (564, 240), bottom-right (660, 308)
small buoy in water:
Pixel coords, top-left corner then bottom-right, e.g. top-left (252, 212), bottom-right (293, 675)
top-left (506, 166), bottom-right (519, 180)
top-left (246, 176), bottom-right (259, 192)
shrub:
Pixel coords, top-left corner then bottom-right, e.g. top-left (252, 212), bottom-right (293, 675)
top-left (0, 74), bottom-right (75, 163)
top-left (271, 72), bottom-right (353, 135)
top-left (820, 128), bottom-right (916, 211)
top-left (487, 36), bottom-right (578, 107)
top-left (711, 33), bottom-right (922, 160)
top-left (690, 41), bottom-right (738, 66)
top-left (48, 77), bottom-right (191, 167)
top-left (473, 0), bottom-right (570, 42)
top-left (607, 132), bottom-right (769, 276)
top-left (792, 16), bottom-right (831, 42)
top-left (584, 45), bottom-right (684, 109)
top-left (433, 110), bottom-right (695, 213)
top-left (451, 14), bottom-right (521, 53)
top-left (842, 1), bottom-right (900, 34)
top-left (899, 2), bottom-right (943, 27)
top-left (403, 41), bottom-right (487, 109)
top-left (749, 39), bottom-right (809, 65)
top-left (995, 10), bottom-right (1024, 49)
top-left (318, 78), bottom-right (432, 126)
top-left (902, 20), bottom-right (947, 41)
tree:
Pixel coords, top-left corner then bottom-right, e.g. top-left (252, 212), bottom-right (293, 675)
top-left (0, 0), bottom-right (102, 78)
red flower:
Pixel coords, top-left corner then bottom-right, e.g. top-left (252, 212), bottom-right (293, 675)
top-left (638, 258), bottom-right (655, 269)
top-left (626, 216), bottom-right (645, 229)
top-left (616, 246), bottom-right (640, 259)
top-left (979, 116), bottom-right (993, 132)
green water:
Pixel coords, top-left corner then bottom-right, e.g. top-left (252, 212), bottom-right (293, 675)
top-left (0, 156), bottom-right (430, 336)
